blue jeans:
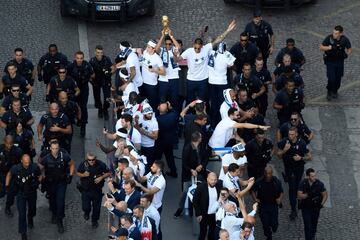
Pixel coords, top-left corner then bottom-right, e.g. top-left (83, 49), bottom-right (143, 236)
top-left (158, 79), bottom-right (179, 112)
top-left (208, 84), bottom-right (228, 128)
top-left (143, 83), bottom-right (159, 110)
top-left (47, 181), bottom-right (67, 220)
top-left (186, 79), bottom-right (208, 104)
top-left (17, 192), bottom-right (37, 234)
top-left (302, 208), bottom-right (320, 240)
top-left (81, 189), bottom-right (103, 222)
top-left (326, 61), bottom-right (344, 93)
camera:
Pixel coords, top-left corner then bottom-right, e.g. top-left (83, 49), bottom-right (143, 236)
top-left (148, 65), bottom-right (153, 69)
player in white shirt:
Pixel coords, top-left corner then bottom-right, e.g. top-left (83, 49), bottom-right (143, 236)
top-left (208, 42), bottom-right (236, 127)
top-left (136, 161), bottom-right (166, 212)
top-left (118, 68), bottom-right (139, 107)
top-left (219, 143), bottom-right (247, 180)
top-left (141, 40), bottom-right (165, 109)
top-left (220, 89), bottom-right (240, 120)
top-left (222, 163), bottom-right (254, 198)
top-left (209, 108), bottom-right (269, 149)
top-left (175, 20), bottom-right (236, 104)
top-left (155, 30), bottom-right (181, 111)
top-left (134, 103), bottom-right (159, 172)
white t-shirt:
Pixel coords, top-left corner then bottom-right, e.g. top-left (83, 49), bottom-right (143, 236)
top-left (139, 116), bottom-right (159, 147)
top-left (121, 82), bottom-right (139, 106)
top-left (208, 117), bottom-right (237, 148)
top-left (208, 186), bottom-right (218, 214)
top-left (126, 51), bottom-right (143, 87)
top-left (129, 160), bottom-right (145, 177)
top-left (158, 47), bottom-right (180, 82)
top-left (146, 173), bottom-right (166, 209)
top-left (223, 172), bottom-right (241, 191)
top-left (181, 43), bottom-right (213, 81)
top-left (145, 205), bottom-right (160, 233)
top-left (219, 153), bottom-right (248, 180)
top-left (141, 50), bottom-right (163, 86)
top-left (208, 51), bottom-right (235, 85)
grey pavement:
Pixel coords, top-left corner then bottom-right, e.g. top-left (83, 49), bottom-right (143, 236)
top-left (1, 0), bottom-right (360, 239)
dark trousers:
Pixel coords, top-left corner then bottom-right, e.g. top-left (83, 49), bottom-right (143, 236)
top-left (208, 83), bottom-right (228, 128)
top-left (5, 179), bottom-right (15, 209)
top-left (77, 84), bottom-right (89, 125)
top-left (142, 146), bottom-right (156, 173)
top-left (92, 81), bottom-right (111, 111)
top-left (47, 181), bottom-right (67, 220)
top-left (0, 173), bottom-right (5, 198)
top-left (199, 213), bottom-right (216, 240)
top-left (259, 204), bottom-right (279, 239)
top-left (285, 165), bottom-right (304, 210)
top-left (158, 79), bottom-right (179, 112)
top-left (81, 189), bottom-right (103, 222)
top-left (17, 192), bottom-right (37, 234)
top-left (157, 205), bottom-right (163, 240)
top-left (143, 83), bottom-right (158, 110)
top-left (302, 208), bottom-right (320, 240)
top-left (155, 143), bottom-right (177, 174)
top-left (186, 79), bottom-right (208, 104)
top-left (326, 61), bottom-right (344, 93)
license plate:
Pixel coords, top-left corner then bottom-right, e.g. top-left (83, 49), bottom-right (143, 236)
top-left (96, 5), bottom-right (121, 11)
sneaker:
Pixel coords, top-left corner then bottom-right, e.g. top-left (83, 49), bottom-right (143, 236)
top-left (21, 233), bottom-right (27, 240)
top-left (289, 210), bottom-right (297, 220)
top-left (57, 220), bottom-right (64, 234)
top-left (173, 208), bottom-right (183, 219)
top-left (28, 218), bottom-right (34, 229)
top-left (103, 110), bottom-right (109, 121)
top-left (5, 207), bottom-right (13, 217)
top-left (83, 213), bottom-right (89, 221)
top-left (98, 109), bottom-right (103, 118)
top-left (92, 221), bottom-right (99, 229)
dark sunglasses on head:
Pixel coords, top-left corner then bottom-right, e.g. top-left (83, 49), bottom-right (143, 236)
top-left (11, 89), bottom-right (20, 92)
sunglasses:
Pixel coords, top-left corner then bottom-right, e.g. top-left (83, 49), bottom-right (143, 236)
top-left (58, 71), bottom-right (66, 74)
top-left (290, 118), bottom-right (298, 121)
top-left (88, 158), bottom-right (96, 162)
top-left (11, 89), bottom-right (20, 92)
top-left (240, 39), bottom-right (248, 42)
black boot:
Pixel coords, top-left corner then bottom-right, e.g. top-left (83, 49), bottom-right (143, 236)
top-left (103, 110), bottom-right (109, 121)
top-left (5, 207), bottom-right (13, 217)
top-left (98, 109), bottom-right (103, 118)
top-left (57, 220), bottom-right (64, 233)
top-left (92, 221), bottom-right (99, 229)
top-left (80, 125), bottom-right (86, 137)
top-left (21, 233), bottom-right (27, 240)
top-left (28, 217), bottom-right (34, 229)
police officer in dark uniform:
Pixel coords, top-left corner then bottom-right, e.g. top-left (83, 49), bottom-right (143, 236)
top-left (244, 10), bottom-right (275, 69)
top-left (274, 66), bottom-right (304, 92)
top-left (4, 48), bottom-right (36, 86)
top-left (38, 140), bottom-right (75, 233)
top-left (0, 98), bottom-right (34, 134)
top-left (272, 54), bottom-right (300, 92)
top-left (0, 62), bottom-right (32, 99)
top-left (252, 57), bottom-right (271, 116)
top-left (10, 121), bottom-right (36, 159)
top-left (5, 154), bottom-right (40, 240)
top-left (230, 32), bottom-right (259, 74)
top-left (277, 112), bottom-right (314, 144)
top-left (46, 65), bottom-right (80, 103)
top-left (245, 129), bottom-right (273, 179)
top-left (58, 91), bottom-right (81, 153)
top-left (67, 51), bottom-right (95, 137)
top-left (37, 103), bottom-right (72, 153)
top-left (234, 63), bottom-right (266, 109)
top-left (273, 78), bottom-right (304, 126)
top-left (320, 25), bottom-right (352, 100)
top-left (277, 127), bottom-right (311, 221)
top-left (0, 135), bottom-right (23, 216)
top-left (37, 44), bottom-right (69, 85)
top-left (89, 45), bottom-right (113, 120)
top-left (76, 152), bottom-right (110, 228)
top-left (251, 166), bottom-right (283, 240)
top-left (298, 168), bottom-right (328, 240)
top-left (275, 38), bottom-right (305, 67)
top-left (0, 84), bottom-right (29, 115)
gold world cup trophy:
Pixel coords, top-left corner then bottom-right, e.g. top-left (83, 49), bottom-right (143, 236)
top-left (162, 15), bottom-right (170, 36)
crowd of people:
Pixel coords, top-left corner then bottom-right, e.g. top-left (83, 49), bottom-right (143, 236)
top-left (0, 8), bottom-right (353, 240)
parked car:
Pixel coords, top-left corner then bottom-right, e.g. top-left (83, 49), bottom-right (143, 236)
top-left (60, 0), bottom-right (155, 21)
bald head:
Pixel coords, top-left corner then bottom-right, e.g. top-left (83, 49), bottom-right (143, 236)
top-left (49, 102), bottom-right (59, 116)
top-left (207, 172), bottom-right (217, 187)
top-left (264, 165), bottom-right (273, 181)
top-left (58, 91), bottom-right (68, 104)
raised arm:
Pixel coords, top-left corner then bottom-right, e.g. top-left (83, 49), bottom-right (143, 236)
top-left (211, 19), bottom-right (237, 47)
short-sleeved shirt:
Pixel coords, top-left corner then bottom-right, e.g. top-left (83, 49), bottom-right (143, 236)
top-left (58, 100), bottom-right (78, 124)
top-left (244, 20), bottom-right (274, 50)
top-left (181, 43), bottom-right (213, 81)
top-left (141, 50), bottom-right (163, 86)
top-left (230, 42), bottom-right (259, 73)
top-left (139, 116), bottom-right (159, 147)
top-left (252, 67), bottom-right (272, 90)
top-left (10, 129), bottom-right (34, 152)
top-left (245, 138), bottom-right (273, 168)
top-left (223, 172), bottom-right (241, 192)
top-left (2, 93), bottom-right (29, 110)
top-left (10, 163), bottom-right (40, 193)
top-left (1, 74), bottom-right (29, 96)
top-left (67, 61), bottom-right (94, 86)
top-left (298, 179), bottom-right (326, 208)
top-left (219, 153), bottom-right (247, 180)
top-left (208, 117), bottom-right (237, 148)
top-left (322, 34), bottom-right (351, 62)
top-left (1, 108), bottom-right (33, 133)
top-left (0, 145), bottom-right (23, 173)
top-left (252, 176), bottom-right (283, 205)
top-left (42, 150), bottom-right (72, 178)
top-left (38, 53), bottom-right (68, 83)
top-left (49, 76), bottom-right (78, 100)
top-left (77, 159), bottom-right (109, 188)
top-left (126, 51), bottom-right (143, 87)
top-left (235, 74), bottom-right (263, 97)
top-left (146, 173), bottom-right (166, 209)
top-left (279, 121), bottom-right (312, 144)
top-left (275, 47), bottom-right (305, 66)
top-left (277, 137), bottom-right (308, 167)
top-left (4, 58), bottom-right (34, 81)
top-left (273, 64), bottom-right (300, 77)
top-left (238, 99), bottom-right (256, 112)
top-left (89, 55), bottom-right (113, 82)
top-left (208, 50), bottom-right (235, 85)
top-left (275, 72), bottom-right (303, 91)
top-left (274, 88), bottom-right (304, 119)
top-left (158, 47), bottom-right (180, 81)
